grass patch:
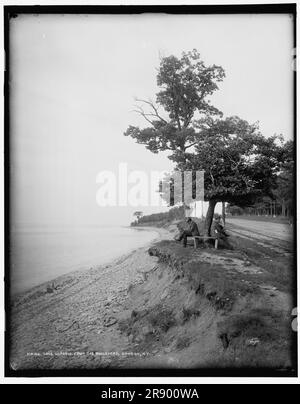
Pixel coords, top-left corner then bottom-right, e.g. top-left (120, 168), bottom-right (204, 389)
top-left (148, 307), bottom-right (177, 332)
top-left (229, 234), bottom-right (294, 292)
top-left (176, 336), bottom-right (191, 350)
top-left (181, 306), bottom-right (201, 324)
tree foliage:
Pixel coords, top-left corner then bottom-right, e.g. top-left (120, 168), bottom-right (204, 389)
top-left (124, 49), bottom-right (225, 157)
top-left (181, 116), bottom-right (283, 204)
top-left (226, 140), bottom-right (294, 218)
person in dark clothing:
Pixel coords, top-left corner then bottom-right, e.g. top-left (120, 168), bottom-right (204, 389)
top-left (177, 217), bottom-right (200, 247)
top-left (211, 214), bottom-right (232, 249)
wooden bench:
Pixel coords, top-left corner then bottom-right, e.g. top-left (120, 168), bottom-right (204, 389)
top-left (191, 236), bottom-right (218, 249)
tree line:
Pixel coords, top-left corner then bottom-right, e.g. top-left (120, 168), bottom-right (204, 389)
top-left (131, 206), bottom-right (185, 226)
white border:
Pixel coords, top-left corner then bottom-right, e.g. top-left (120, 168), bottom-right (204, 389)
top-left (0, 0), bottom-right (299, 384)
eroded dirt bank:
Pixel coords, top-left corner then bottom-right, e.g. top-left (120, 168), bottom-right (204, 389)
top-left (113, 240), bottom-right (294, 369)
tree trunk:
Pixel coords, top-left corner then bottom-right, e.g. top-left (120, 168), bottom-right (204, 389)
top-left (222, 201), bottom-right (226, 226)
top-left (205, 199), bottom-right (217, 236)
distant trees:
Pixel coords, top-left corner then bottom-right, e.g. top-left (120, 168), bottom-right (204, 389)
top-left (133, 211), bottom-right (143, 222)
top-left (227, 197), bottom-right (275, 217)
top-left (131, 206), bottom-right (185, 226)
top-left (226, 140), bottom-right (294, 219)
top-left (226, 204), bottom-right (244, 216)
top-left (273, 140), bottom-right (294, 217)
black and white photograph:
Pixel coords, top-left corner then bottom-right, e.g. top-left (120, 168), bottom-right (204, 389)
top-left (3, 3), bottom-right (297, 380)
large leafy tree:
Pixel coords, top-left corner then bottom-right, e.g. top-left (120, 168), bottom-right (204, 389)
top-left (179, 116), bottom-right (283, 234)
top-left (159, 116), bottom-right (283, 234)
top-left (124, 50), bottom-right (283, 235)
top-left (124, 49), bottom-right (225, 157)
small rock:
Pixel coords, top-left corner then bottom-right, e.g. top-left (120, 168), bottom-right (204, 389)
top-left (246, 337), bottom-right (260, 346)
top-left (104, 317), bottom-right (117, 327)
top-left (142, 325), bottom-right (153, 336)
top-left (128, 335), bottom-right (134, 342)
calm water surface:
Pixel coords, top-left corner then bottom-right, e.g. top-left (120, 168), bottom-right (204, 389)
top-left (10, 226), bottom-right (158, 295)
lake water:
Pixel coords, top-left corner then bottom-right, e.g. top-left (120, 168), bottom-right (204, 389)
top-left (9, 226), bottom-right (158, 296)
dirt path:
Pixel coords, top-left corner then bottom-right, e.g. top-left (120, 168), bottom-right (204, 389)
top-left (226, 218), bottom-right (293, 241)
top-left (226, 218), bottom-right (293, 255)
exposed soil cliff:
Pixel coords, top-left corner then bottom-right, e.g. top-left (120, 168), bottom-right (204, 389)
top-left (115, 240), bottom-right (294, 369)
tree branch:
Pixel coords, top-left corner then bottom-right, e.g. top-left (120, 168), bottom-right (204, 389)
top-left (132, 105), bottom-right (155, 126)
top-left (135, 98), bottom-right (168, 124)
top-left (184, 141), bottom-right (198, 151)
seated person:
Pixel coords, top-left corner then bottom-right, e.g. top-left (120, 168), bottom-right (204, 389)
top-left (176, 217), bottom-right (200, 247)
top-left (211, 214), bottom-right (232, 249)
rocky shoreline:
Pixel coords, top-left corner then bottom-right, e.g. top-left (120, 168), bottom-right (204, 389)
top-left (9, 227), bottom-right (172, 370)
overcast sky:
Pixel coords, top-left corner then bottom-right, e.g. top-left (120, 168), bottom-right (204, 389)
top-left (10, 13), bottom-right (294, 226)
